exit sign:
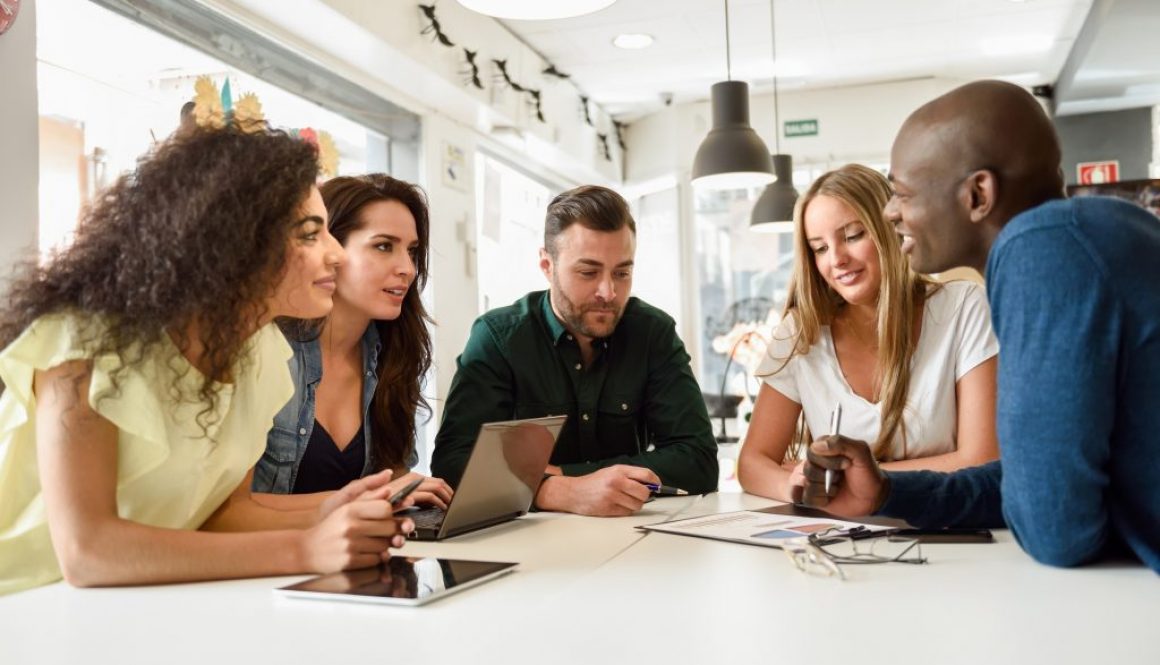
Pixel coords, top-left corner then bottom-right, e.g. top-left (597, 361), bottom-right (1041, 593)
top-left (784, 119), bottom-right (818, 137)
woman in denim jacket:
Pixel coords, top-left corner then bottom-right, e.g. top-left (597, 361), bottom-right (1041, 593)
top-left (253, 174), bottom-right (452, 508)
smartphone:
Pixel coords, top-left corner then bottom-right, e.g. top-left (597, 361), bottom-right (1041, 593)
top-left (888, 528), bottom-right (993, 544)
top-left (388, 478), bottom-right (424, 507)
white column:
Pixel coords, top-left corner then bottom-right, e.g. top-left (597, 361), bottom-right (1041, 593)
top-left (1151, 105), bottom-right (1160, 179)
top-left (0, 1), bottom-right (39, 294)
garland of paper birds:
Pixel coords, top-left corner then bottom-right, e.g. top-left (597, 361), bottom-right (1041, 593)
top-left (417, 2), bottom-right (621, 161)
top-left (191, 76), bottom-right (339, 178)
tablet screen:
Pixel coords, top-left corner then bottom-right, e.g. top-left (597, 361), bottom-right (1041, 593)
top-left (277, 557), bottom-right (517, 606)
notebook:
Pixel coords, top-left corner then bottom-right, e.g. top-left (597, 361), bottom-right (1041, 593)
top-left (408, 415), bottom-right (566, 541)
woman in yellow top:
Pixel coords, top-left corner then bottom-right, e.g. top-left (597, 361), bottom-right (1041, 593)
top-left (0, 125), bottom-right (413, 596)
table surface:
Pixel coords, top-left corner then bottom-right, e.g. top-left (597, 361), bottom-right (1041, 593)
top-left (1, 491), bottom-right (1156, 665)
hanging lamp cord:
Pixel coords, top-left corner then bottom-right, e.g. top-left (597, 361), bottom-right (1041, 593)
top-left (771, 0), bottom-right (781, 153)
top-left (725, 0), bottom-right (732, 80)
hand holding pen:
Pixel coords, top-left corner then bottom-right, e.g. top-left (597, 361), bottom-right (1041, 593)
top-left (825, 403), bottom-right (842, 495)
top-left (639, 481), bottom-right (689, 497)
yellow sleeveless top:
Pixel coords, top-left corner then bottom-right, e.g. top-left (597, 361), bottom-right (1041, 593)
top-left (0, 315), bottom-right (293, 595)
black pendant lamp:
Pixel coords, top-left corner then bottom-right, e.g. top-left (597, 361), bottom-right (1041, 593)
top-left (751, 0), bottom-right (799, 232)
top-left (691, 0), bottom-right (775, 190)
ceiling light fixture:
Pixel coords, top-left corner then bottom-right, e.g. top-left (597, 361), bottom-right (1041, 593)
top-left (691, 0), bottom-right (775, 189)
top-left (750, 0), bottom-right (799, 232)
top-left (456, 0), bottom-right (617, 21)
top-left (613, 33), bottom-right (654, 49)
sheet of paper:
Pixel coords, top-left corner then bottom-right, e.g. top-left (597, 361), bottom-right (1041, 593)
top-left (639, 510), bottom-right (895, 549)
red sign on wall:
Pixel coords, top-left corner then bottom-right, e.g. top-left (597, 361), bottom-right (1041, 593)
top-left (1077, 161), bottom-right (1120, 185)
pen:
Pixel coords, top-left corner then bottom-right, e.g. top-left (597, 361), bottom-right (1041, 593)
top-left (826, 403), bottom-right (842, 495)
top-left (388, 477), bottom-right (424, 507)
top-left (639, 481), bottom-right (689, 496)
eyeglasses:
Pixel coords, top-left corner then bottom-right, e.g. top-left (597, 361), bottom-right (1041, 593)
top-left (782, 526), bottom-right (927, 580)
top-left (782, 538), bottom-right (847, 580)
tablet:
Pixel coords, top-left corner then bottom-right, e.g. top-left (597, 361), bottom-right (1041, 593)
top-left (275, 556), bottom-right (517, 607)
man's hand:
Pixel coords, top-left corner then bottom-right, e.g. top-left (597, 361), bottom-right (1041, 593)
top-left (535, 465), bottom-right (660, 516)
top-left (798, 435), bottom-right (891, 517)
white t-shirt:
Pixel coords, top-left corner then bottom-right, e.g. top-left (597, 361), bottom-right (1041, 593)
top-left (756, 281), bottom-right (998, 461)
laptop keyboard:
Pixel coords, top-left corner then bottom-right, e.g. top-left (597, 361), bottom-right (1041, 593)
top-left (406, 507), bottom-right (446, 529)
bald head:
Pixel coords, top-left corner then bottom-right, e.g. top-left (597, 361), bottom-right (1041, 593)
top-left (885, 80), bottom-right (1067, 274)
top-left (901, 80), bottom-right (1064, 216)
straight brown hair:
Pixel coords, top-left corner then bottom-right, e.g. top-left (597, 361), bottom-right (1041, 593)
top-left (319, 174), bottom-right (434, 472)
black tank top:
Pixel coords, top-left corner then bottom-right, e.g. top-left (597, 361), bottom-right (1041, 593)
top-left (292, 421), bottom-right (366, 494)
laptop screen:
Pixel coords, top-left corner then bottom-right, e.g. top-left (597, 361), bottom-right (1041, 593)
top-left (438, 415), bottom-right (566, 536)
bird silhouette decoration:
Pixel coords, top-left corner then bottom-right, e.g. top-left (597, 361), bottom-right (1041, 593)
top-left (613, 120), bottom-right (628, 150)
top-left (542, 65), bottom-right (571, 80)
top-left (462, 48), bottom-right (484, 89)
top-left (419, 4), bottom-right (455, 47)
top-left (492, 59), bottom-right (527, 92)
top-left (527, 89), bottom-right (545, 122)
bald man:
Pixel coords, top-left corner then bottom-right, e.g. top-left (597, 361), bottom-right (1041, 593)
top-left (798, 80), bottom-right (1160, 573)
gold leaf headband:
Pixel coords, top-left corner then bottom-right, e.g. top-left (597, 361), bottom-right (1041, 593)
top-left (190, 75), bottom-right (339, 178)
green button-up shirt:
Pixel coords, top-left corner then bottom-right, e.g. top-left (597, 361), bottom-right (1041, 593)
top-left (432, 291), bottom-right (718, 493)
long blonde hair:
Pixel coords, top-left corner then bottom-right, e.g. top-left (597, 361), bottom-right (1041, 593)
top-left (768, 163), bottom-right (938, 460)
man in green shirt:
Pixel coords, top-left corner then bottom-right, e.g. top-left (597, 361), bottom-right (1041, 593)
top-left (432, 185), bottom-right (718, 516)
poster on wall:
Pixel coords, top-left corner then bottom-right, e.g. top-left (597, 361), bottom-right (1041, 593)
top-left (442, 142), bottom-right (468, 192)
top-left (1067, 178), bottom-right (1160, 219)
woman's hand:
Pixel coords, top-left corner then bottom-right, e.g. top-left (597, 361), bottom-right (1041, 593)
top-left (316, 469), bottom-right (395, 522)
top-left (386, 472), bottom-right (454, 511)
top-left (300, 497), bottom-right (414, 572)
top-left (786, 460), bottom-right (807, 497)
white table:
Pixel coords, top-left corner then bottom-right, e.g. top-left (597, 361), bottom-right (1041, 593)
top-left (1, 491), bottom-right (1156, 665)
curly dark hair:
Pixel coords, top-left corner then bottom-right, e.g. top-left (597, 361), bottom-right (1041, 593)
top-left (317, 174), bottom-right (434, 472)
top-left (0, 125), bottom-right (319, 417)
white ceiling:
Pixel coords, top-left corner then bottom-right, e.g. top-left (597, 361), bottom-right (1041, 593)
top-left (502, 0), bottom-right (1100, 120)
top-left (1053, 0), bottom-right (1160, 114)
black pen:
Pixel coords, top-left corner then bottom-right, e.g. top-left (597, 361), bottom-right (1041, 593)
top-left (388, 477), bottom-right (424, 507)
top-left (639, 481), bottom-right (689, 496)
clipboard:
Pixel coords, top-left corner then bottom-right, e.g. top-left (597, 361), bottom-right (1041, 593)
top-left (636, 505), bottom-right (900, 550)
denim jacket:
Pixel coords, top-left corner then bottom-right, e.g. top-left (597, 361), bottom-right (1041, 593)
top-left (253, 324), bottom-right (392, 493)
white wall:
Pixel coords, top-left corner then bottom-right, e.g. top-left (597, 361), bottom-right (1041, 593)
top-left (421, 115), bottom-right (480, 428)
top-left (0, 2), bottom-right (39, 289)
top-left (625, 77), bottom-right (969, 183)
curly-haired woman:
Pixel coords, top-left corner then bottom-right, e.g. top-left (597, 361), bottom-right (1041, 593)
top-left (0, 126), bottom-right (413, 596)
top-left (252, 175), bottom-right (453, 508)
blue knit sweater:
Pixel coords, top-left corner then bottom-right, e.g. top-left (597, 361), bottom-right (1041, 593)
top-left (879, 197), bottom-right (1160, 573)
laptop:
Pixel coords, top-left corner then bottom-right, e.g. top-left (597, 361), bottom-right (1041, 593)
top-left (407, 415), bottom-right (566, 540)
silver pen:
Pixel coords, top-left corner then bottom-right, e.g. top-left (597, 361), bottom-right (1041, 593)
top-left (826, 403), bottom-right (842, 494)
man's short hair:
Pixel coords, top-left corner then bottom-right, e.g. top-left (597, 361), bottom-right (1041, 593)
top-left (544, 185), bottom-right (636, 258)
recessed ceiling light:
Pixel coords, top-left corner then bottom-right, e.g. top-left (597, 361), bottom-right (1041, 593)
top-left (457, 0), bottom-right (617, 20)
top-left (613, 33), bottom-right (654, 49)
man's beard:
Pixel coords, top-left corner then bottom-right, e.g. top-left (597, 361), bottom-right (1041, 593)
top-left (551, 272), bottom-right (623, 339)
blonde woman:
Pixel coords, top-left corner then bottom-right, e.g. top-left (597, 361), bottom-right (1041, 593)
top-left (737, 164), bottom-right (999, 503)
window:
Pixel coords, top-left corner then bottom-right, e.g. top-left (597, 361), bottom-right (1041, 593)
top-left (628, 186), bottom-right (684, 333)
top-left (36, 0), bottom-right (394, 255)
top-left (474, 152), bottom-right (557, 312)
